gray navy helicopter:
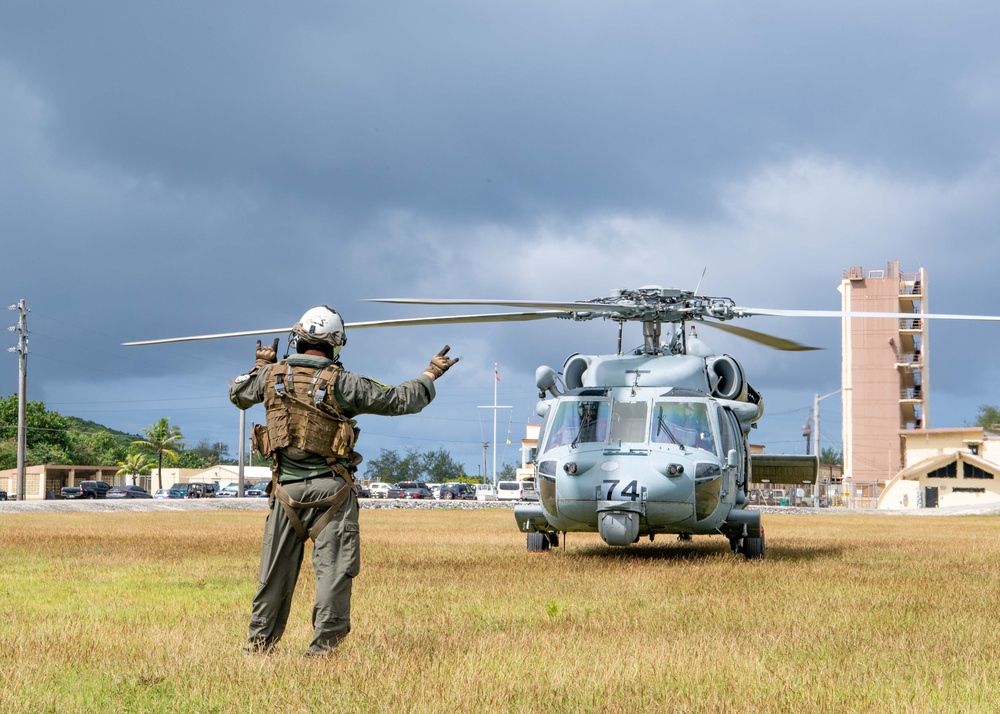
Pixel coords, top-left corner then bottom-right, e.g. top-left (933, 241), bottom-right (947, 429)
top-left (125, 285), bottom-right (1000, 559)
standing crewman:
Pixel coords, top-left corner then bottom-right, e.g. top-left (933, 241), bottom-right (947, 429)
top-left (230, 305), bottom-right (458, 657)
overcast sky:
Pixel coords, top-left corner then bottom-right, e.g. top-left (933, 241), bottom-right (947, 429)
top-left (3, 1), bottom-right (1000, 478)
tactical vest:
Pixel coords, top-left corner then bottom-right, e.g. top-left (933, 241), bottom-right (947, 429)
top-left (252, 361), bottom-right (361, 479)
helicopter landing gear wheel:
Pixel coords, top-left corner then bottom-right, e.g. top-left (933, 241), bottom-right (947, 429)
top-left (741, 530), bottom-right (766, 560)
top-left (527, 532), bottom-right (551, 553)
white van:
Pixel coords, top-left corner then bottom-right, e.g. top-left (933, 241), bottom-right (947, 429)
top-left (369, 482), bottom-right (392, 499)
top-left (496, 480), bottom-right (525, 501)
top-left (475, 484), bottom-right (498, 501)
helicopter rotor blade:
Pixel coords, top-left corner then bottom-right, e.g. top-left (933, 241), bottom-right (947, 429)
top-left (700, 321), bottom-right (821, 351)
top-left (365, 297), bottom-right (637, 315)
top-left (121, 311), bottom-right (564, 346)
top-left (736, 307), bottom-right (1000, 321)
top-left (123, 327), bottom-right (293, 346)
top-left (347, 311), bottom-right (566, 328)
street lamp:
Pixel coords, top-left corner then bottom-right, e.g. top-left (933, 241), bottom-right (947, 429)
top-left (812, 389), bottom-right (841, 507)
top-left (812, 389), bottom-right (841, 461)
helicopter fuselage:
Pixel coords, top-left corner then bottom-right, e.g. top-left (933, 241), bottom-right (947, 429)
top-left (514, 351), bottom-right (763, 551)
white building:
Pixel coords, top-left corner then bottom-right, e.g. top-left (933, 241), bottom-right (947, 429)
top-left (878, 427), bottom-right (1000, 509)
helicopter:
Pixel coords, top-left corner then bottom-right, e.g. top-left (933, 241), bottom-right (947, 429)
top-left (125, 285), bottom-right (1000, 559)
top-left (365, 286), bottom-right (814, 559)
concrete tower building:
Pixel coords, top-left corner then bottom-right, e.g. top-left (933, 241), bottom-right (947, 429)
top-left (839, 261), bottom-right (928, 485)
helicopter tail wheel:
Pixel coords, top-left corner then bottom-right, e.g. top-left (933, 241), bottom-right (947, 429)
top-left (741, 530), bottom-right (766, 560)
top-left (527, 532), bottom-right (551, 553)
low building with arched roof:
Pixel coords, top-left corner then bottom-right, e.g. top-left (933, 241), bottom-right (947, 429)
top-left (878, 427), bottom-right (1000, 509)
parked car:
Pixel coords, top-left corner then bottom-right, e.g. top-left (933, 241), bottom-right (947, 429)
top-left (60, 480), bottom-right (113, 499)
top-left (496, 480), bottom-right (526, 501)
top-left (369, 482), bottom-right (392, 499)
top-left (153, 489), bottom-right (169, 499)
top-left (166, 482), bottom-right (217, 499)
top-left (438, 483), bottom-right (475, 500)
top-left (216, 484), bottom-right (240, 498)
top-left (106, 485), bottom-right (153, 499)
top-left (355, 483), bottom-right (371, 498)
top-left (475, 485), bottom-right (498, 501)
top-left (399, 482), bottom-right (434, 499)
top-left (245, 480), bottom-right (270, 498)
top-left (191, 482), bottom-right (217, 498)
top-left (426, 482), bottom-right (442, 498)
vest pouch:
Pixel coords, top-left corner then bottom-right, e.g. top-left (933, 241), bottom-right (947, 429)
top-left (251, 423), bottom-right (273, 459)
top-left (331, 419), bottom-right (359, 458)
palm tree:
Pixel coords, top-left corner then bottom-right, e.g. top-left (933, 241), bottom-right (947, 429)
top-left (116, 452), bottom-right (152, 487)
top-left (132, 418), bottom-right (184, 490)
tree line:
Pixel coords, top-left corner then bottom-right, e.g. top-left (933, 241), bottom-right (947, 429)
top-left (0, 395), bottom-right (513, 486)
top-left (19, 393), bottom-right (989, 483)
top-left (0, 396), bottom-right (228, 476)
top-left (362, 447), bottom-right (518, 484)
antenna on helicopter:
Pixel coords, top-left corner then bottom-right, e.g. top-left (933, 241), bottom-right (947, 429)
top-left (693, 267), bottom-right (707, 296)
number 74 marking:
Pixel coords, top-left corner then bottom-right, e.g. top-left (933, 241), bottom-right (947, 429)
top-left (603, 479), bottom-right (640, 501)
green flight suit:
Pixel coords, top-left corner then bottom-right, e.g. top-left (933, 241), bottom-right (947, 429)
top-left (230, 354), bottom-right (435, 655)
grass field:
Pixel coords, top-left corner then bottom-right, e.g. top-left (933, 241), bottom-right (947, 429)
top-left (1, 507), bottom-right (999, 713)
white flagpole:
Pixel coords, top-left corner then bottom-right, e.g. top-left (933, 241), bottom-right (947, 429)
top-left (478, 363), bottom-right (511, 487)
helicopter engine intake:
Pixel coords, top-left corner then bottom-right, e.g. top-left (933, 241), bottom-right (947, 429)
top-left (707, 355), bottom-right (746, 401)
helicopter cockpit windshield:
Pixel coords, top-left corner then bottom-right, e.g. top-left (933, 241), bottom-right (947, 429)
top-left (541, 399), bottom-right (610, 451)
top-left (651, 400), bottom-right (717, 454)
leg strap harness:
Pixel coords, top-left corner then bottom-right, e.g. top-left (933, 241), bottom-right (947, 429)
top-left (269, 477), bottom-right (354, 544)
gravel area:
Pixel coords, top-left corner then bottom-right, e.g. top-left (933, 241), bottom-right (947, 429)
top-left (0, 497), bottom-right (520, 514)
top-left (2, 498), bottom-right (998, 516)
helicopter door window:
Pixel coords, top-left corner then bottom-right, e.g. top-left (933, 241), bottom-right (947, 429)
top-left (717, 406), bottom-right (741, 459)
top-left (651, 401), bottom-right (716, 452)
top-left (542, 400), bottom-right (609, 451)
top-left (610, 402), bottom-right (648, 444)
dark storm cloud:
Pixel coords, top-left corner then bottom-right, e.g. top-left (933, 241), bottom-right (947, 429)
top-left (6, 2), bottom-right (996, 221)
top-left (2, 1), bottom-right (1000, 470)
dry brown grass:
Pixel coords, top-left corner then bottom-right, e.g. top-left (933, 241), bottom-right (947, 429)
top-left (1, 508), bottom-right (999, 713)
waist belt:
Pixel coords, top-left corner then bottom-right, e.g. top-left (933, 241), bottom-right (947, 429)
top-left (269, 476), bottom-right (354, 543)
top-left (278, 471), bottom-right (335, 484)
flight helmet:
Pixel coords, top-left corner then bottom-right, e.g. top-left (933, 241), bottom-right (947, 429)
top-left (291, 306), bottom-right (346, 359)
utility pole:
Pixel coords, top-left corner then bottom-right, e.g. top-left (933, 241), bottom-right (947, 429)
top-left (802, 414), bottom-right (813, 455)
top-left (8, 300), bottom-right (28, 501)
top-left (237, 410), bottom-right (246, 497)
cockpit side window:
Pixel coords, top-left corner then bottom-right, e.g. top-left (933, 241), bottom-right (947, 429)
top-left (541, 400), bottom-right (609, 451)
top-left (651, 401), bottom-right (717, 453)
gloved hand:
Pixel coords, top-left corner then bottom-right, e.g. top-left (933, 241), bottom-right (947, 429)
top-left (255, 338), bottom-right (280, 367)
top-left (425, 345), bottom-right (459, 379)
